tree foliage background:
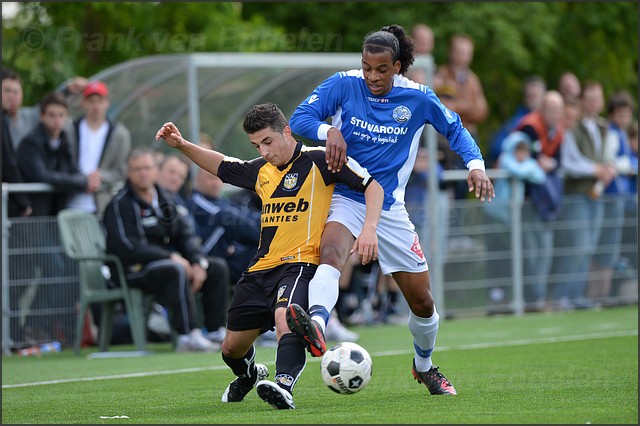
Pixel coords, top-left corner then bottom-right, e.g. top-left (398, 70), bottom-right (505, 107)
top-left (2, 1), bottom-right (637, 152)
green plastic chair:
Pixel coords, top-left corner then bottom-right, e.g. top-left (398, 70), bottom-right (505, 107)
top-left (57, 209), bottom-right (147, 355)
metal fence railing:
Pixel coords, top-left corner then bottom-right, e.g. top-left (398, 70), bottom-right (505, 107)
top-left (3, 179), bottom-right (637, 355)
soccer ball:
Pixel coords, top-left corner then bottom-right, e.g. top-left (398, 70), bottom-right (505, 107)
top-left (320, 342), bottom-right (372, 394)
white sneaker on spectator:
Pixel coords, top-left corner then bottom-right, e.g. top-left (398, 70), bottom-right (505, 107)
top-left (147, 303), bottom-right (172, 336)
top-left (325, 315), bottom-right (360, 342)
top-left (176, 329), bottom-right (220, 352)
top-left (207, 327), bottom-right (227, 343)
top-left (256, 329), bottom-right (277, 347)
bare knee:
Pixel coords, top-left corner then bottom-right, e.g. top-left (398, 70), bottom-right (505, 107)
top-left (407, 292), bottom-right (435, 317)
top-left (393, 271), bottom-right (436, 317)
top-left (221, 330), bottom-right (258, 358)
top-left (319, 223), bottom-right (353, 270)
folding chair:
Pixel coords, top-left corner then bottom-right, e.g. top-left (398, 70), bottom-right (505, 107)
top-left (56, 209), bottom-right (146, 355)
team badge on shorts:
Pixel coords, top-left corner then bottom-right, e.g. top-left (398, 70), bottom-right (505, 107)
top-left (410, 235), bottom-right (425, 260)
top-left (277, 285), bottom-right (288, 304)
top-left (283, 173), bottom-right (298, 190)
top-left (392, 105), bottom-right (412, 123)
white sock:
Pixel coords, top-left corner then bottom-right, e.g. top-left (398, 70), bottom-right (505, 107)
top-left (309, 264), bottom-right (341, 332)
top-left (409, 310), bottom-right (439, 372)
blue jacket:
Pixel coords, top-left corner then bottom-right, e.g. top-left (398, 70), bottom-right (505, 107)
top-left (189, 191), bottom-right (260, 282)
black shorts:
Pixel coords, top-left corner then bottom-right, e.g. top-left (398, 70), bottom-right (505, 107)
top-left (226, 262), bottom-right (317, 333)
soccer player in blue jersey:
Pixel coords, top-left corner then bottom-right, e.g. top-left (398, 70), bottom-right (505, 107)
top-left (286, 24), bottom-right (495, 396)
top-left (156, 103), bottom-right (383, 409)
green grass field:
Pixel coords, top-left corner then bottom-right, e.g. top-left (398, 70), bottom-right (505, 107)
top-left (2, 305), bottom-right (637, 424)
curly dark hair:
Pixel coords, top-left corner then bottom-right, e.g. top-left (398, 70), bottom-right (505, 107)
top-left (362, 24), bottom-right (415, 75)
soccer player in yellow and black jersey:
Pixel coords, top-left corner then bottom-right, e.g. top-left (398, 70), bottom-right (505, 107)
top-left (156, 103), bottom-right (383, 410)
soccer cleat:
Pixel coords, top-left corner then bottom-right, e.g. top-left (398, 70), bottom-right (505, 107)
top-left (256, 380), bottom-right (295, 410)
top-left (286, 303), bottom-right (326, 357)
top-left (221, 363), bottom-right (269, 402)
top-left (411, 361), bottom-right (457, 395)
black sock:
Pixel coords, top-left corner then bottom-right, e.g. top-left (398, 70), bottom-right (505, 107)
top-left (222, 345), bottom-right (257, 387)
top-left (274, 333), bottom-right (306, 395)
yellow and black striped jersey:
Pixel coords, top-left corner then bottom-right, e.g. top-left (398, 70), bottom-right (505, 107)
top-left (217, 141), bottom-right (373, 272)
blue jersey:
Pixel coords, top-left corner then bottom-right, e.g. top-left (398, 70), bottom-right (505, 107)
top-left (290, 70), bottom-right (484, 210)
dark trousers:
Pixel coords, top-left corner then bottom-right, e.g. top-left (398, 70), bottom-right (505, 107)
top-left (126, 259), bottom-right (196, 335)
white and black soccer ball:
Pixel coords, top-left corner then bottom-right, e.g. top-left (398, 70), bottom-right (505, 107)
top-left (320, 342), bottom-right (372, 394)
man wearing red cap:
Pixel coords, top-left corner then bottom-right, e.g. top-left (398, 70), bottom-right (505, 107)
top-left (67, 80), bottom-right (131, 217)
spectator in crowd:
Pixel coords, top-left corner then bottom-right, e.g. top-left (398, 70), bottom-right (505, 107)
top-left (556, 80), bottom-right (615, 309)
top-left (2, 93), bottom-right (35, 344)
top-left (557, 71), bottom-right (582, 101)
top-left (588, 90), bottom-right (636, 303)
top-left (406, 23), bottom-right (435, 86)
top-left (17, 92), bottom-right (99, 216)
top-left (628, 121), bottom-right (638, 196)
top-left (155, 152), bottom-right (232, 343)
top-left (513, 91), bottom-right (565, 309)
top-left (67, 81), bottom-right (131, 218)
top-left (1, 67), bottom-right (32, 217)
top-left (14, 92), bottom-right (95, 343)
top-left (1, 66), bottom-right (87, 151)
top-left (488, 75), bottom-right (547, 166)
top-left (103, 148), bottom-right (222, 352)
top-left (484, 131), bottom-right (546, 311)
top-left (189, 168), bottom-right (260, 285)
top-left (157, 153), bottom-right (192, 209)
top-left (2, 109), bottom-right (32, 218)
top-left (432, 33), bottom-right (489, 252)
top-left (433, 33), bottom-right (489, 144)
top-left (620, 121), bottom-right (638, 275)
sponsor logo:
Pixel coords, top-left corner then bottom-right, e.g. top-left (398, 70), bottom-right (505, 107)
top-left (308, 94), bottom-right (319, 104)
top-left (277, 285), bottom-right (286, 300)
top-left (392, 105), bottom-right (412, 123)
top-left (275, 374), bottom-right (294, 386)
top-left (367, 96), bottom-right (389, 103)
top-left (262, 198), bottom-right (309, 214)
top-left (411, 235), bottom-right (425, 260)
top-left (283, 173), bottom-right (298, 190)
top-left (280, 255), bottom-right (295, 261)
top-left (349, 117), bottom-right (409, 135)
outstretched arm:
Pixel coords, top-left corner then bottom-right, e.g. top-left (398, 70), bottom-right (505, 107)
top-left (155, 122), bottom-right (224, 175)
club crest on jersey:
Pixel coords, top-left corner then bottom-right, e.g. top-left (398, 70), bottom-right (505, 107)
top-left (392, 105), bottom-right (412, 123)
top-left (283, 173), bottom-right (298, 190)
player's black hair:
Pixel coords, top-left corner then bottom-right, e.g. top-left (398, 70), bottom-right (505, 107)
top-left (362, 24), bottom-right (415, 75)
top-left (243, 103), bottom-right (288, 135)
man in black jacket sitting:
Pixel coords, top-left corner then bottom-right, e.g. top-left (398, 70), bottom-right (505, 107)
top-left (103, 148), bottom-right (221, 352)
